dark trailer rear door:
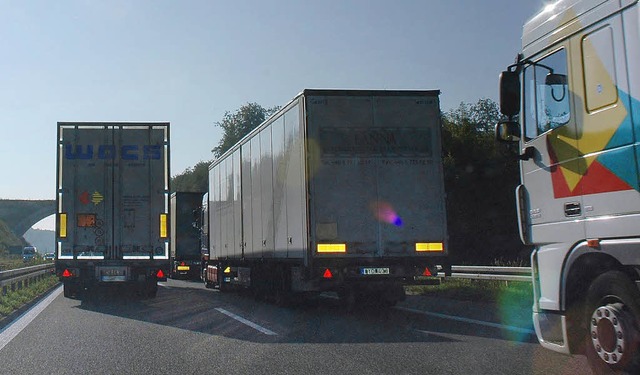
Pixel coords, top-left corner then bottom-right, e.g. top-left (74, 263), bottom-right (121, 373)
top-left (56, 123), bottom-right (170, 263)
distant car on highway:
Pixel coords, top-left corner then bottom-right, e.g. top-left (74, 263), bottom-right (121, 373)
top-left (22, 246), bottom-right (37, 262)
top-left (43, 252), bottom-right (55, 261)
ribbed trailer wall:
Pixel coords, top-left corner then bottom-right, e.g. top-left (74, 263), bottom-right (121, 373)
top-left (209, 97), bottom-right (307, 261)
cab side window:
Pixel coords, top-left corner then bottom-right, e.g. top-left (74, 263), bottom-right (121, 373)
top-left (523, 49), bottom-right (570, 140)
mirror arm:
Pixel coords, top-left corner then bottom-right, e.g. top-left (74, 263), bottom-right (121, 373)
top-left (518, 146), bottom-right (536, 161)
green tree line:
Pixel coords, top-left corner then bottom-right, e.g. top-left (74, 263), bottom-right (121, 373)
top-left (172, 99), bottom-right (528, 265)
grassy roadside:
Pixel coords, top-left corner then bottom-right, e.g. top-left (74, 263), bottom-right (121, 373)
top-left (405, 278), bottom-right (534, 328)
top-left (0, 274), bottom-right (60, 319)
top-left (406, 277), bottom-right (533, 304)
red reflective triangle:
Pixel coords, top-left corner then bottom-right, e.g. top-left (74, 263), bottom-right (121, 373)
top-left (323, 269), bottom-right (333, 279)
top-left (62, 269), bottom-right (72, 278)
top-left (422, 267), bottom-right (432, 277)
top-left (156, 269), bottom-right (165, 278)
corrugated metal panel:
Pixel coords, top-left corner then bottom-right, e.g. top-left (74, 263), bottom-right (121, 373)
top-left (284, 102), bottom-right (307, 259)
top-left (241, 143), bottom-right (253, 257)
top-left (260, 127), bottom-right (275, 258)
top-left (250, 136), bottom-right (263, 258)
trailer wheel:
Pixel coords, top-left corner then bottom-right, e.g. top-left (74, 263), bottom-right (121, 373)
top-left (218, 265), bottom-right (232, 293)
top-left (204, 271), bottom-right (215, 289)
top-left (584, 271), bottom-right (640, 374)
top-left (63, 282), bottom-right (79, 299)
top-left (145, 282), bottom-right (158, 298)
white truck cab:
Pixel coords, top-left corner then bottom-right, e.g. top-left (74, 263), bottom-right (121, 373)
top-left (497, 0), bottom-right (640, 373)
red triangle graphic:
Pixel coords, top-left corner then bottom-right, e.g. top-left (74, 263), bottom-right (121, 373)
top-left (575, 161), bottom-right (632, 195)
top-left (547, 138), bottom-right (575, 198)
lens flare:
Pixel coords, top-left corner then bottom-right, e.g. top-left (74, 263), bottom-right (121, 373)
top-left (370, 201), bottom-right (403, 227)
top-left (497, 285), bottom-right (534, 343)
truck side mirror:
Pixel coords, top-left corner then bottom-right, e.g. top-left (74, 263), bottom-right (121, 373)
top-left (495, 120), bottom-right (520, 143)
top-left (499, 71), bottom-right (520, 117)
top-left (545, 73), bottom-right (567, 85)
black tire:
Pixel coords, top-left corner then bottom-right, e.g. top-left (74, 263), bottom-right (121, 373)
top-left (218, 265), bottom-right (232, 293)
top-left (63, 282), bottom-right (78, 299)
top-left (584, 271), bottom-right (640, 374)
top-left (145, 282), bottom-right (158, 298)
top-left (204, 273), bottom-right (214, 289)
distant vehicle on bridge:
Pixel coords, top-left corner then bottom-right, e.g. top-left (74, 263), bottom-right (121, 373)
top-left (22, 246), bottom-right (37, 262)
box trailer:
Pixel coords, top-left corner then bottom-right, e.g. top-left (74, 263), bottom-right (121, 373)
top-left (55, 122), bottom-right (170, 298)
top-left (170, 192), bottom-right (205, 279)
top-left (203, 89), bottom-right (448, 306)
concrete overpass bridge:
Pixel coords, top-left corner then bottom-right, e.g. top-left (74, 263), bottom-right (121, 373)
top-left (0, 200), bottom-right (55, 237)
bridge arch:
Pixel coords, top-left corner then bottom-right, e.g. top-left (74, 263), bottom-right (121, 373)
top-left (0, 200), bottom-right (56, 237)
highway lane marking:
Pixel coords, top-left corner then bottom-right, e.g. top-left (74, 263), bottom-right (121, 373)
top-left (215, 308), bottom-right (278, 336)
top-left (394, 306), bottom-right (535, 335)
top-left (0, 285), bottom-right (63, 352)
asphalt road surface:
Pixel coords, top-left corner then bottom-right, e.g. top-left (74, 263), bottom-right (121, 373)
top-left (0, 279), bottom-right (591, 374)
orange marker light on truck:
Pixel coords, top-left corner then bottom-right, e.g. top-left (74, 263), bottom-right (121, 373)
top-left (59, 213), bottom-right (67, 238)
top-left (416, 242), bottom-right (444, 252)
top-left (317, 244), bottom-right (346, 253)
top-left (160, 214), bottom-right (167, 238)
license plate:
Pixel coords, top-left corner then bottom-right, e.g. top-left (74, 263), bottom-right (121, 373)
top-left (101, 267), bottom-right (125, 276)
top-left (177, 266), bottom-right (190, 271)
top-left (101, 275), bottom-right (127, 282)
top-left (99, 267), bottom-right (126, 282)
top-left (361, 267), bottom-right (390, 275)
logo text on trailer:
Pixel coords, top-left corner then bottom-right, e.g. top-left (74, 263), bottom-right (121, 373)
top-left (64, 145), bottom-right (162, 160)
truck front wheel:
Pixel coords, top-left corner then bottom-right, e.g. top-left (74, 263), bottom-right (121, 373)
top-left (584, 271), bottom-right (640, 374)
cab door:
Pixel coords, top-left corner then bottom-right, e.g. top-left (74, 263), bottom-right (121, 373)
top-left (519, 46), bottom-right (586, 247)
top-left (571, 16), bottom-right (640, 238)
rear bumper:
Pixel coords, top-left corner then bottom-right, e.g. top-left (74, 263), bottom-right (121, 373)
top-left (56, 261), bottom-right (169, 284)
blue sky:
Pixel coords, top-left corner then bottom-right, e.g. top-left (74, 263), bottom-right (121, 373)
top-left (0, 0), bottom-right (543, 227)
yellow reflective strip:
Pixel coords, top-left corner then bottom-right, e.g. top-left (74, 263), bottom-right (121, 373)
top-left (59, 213), bottom-right (67, 238)
top-left (416, 242), bottom-right (444, 252)
top-left (160, 214), bottom-right (167, 238)
top-left (317, 243), bottom-right (346, 253)
top-left (224, 266), bottom-right (231, 273)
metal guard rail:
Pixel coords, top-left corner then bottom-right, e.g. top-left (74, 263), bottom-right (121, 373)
top-left (437, 265), bottom-right (532, 282)
top-left (0, 263), bottom-right (55, 295)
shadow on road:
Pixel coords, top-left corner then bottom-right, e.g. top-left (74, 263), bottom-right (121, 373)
top-left (74, 279), bottom-right (533, 345)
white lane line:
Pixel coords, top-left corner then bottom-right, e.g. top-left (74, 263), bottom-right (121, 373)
top-left (215, 308), bottom-right (277, 336)
top-left (0, 285), bottom-right (63, 352)
top-left (394, 306), bottom-right (535, 335)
